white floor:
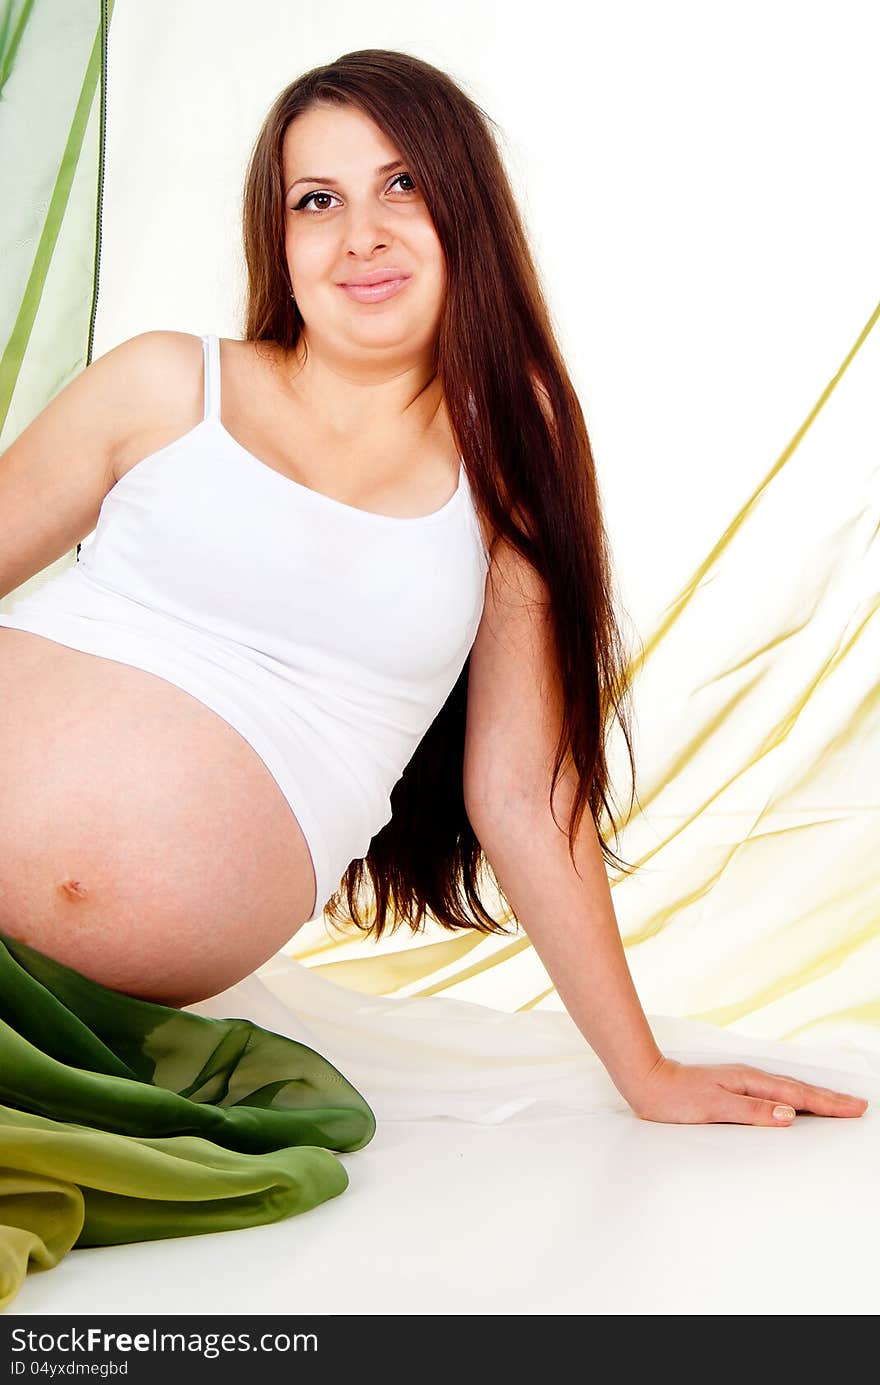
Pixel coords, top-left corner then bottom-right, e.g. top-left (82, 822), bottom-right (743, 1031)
top-left (8, 955), bottom-right (880, 1316)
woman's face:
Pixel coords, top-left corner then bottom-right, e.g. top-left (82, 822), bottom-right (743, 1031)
top-left (281, 104), bottom-right (446, 363)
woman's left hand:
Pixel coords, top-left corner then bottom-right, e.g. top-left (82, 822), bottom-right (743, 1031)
top-left (628, 1056), bottom-right (870, 1125)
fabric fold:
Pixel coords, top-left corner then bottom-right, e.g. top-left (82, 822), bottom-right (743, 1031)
top-left (0, 930), bottom-right (376, 1313)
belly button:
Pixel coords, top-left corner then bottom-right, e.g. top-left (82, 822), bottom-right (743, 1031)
top-left (58, 878), bottom-right (89, 900)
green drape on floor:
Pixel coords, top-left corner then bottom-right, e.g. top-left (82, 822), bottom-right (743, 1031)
top-left (0, 930), bottom-right (376, 1313)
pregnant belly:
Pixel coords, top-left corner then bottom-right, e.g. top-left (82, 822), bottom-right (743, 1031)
top-left (0, 628), bottom-right (319, 1007)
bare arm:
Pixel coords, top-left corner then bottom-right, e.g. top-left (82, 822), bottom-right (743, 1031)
top-left (463, 536), bottom-right (663, 1105)
top-left (463, 539), bottom-right (869, 1124)
top-left (0, 331), bottom-right (176, 601)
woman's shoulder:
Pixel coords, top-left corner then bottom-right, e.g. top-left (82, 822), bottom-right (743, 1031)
top-left (106, 332), bottom-right (209, 482)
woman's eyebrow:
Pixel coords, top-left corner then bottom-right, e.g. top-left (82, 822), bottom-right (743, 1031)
top-left (285, 159), bottom-right (405, 194)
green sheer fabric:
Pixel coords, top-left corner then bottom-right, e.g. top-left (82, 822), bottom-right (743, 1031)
top-left (1, 0), bottom-right (112, 439)
top-left (0, 929), bottom-right (376, 1312)
top-left (1, 0), bottom-right (117, 613)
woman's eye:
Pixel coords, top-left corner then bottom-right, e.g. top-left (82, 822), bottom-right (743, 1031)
top-left (294, 191), bottom-right (340, 213)
top-left (293, 172), bottom-right (417, 214)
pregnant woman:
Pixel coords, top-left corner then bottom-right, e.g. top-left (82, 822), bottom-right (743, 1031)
top-left (0, 49), bottom-right (867, 1309)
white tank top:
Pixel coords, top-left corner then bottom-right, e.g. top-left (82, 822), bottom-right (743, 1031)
top-left (0, 333), bottom-right (490, 917)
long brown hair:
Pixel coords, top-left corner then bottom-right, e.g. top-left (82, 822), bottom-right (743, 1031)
top-left (240, 49), bottom-right (638, 940)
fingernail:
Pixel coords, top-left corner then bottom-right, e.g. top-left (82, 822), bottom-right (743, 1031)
top-left (773, 1105), bottom-right (796, 1121)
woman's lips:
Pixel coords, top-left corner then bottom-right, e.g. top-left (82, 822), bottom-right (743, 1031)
top-left (339, 275), bottom-right (411, 303)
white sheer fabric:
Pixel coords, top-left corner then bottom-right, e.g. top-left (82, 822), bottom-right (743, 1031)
top-left (185, 949), bottom-right (880, 1126)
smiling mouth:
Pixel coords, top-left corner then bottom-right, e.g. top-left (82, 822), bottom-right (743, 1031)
top-left (338, 275), bottom-right (411, 303)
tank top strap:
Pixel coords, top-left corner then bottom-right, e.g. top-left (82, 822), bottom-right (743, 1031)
top-left (456, 459), bottom-right (490, 570)
top-left (201, 333), bottom-right (221, 422)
